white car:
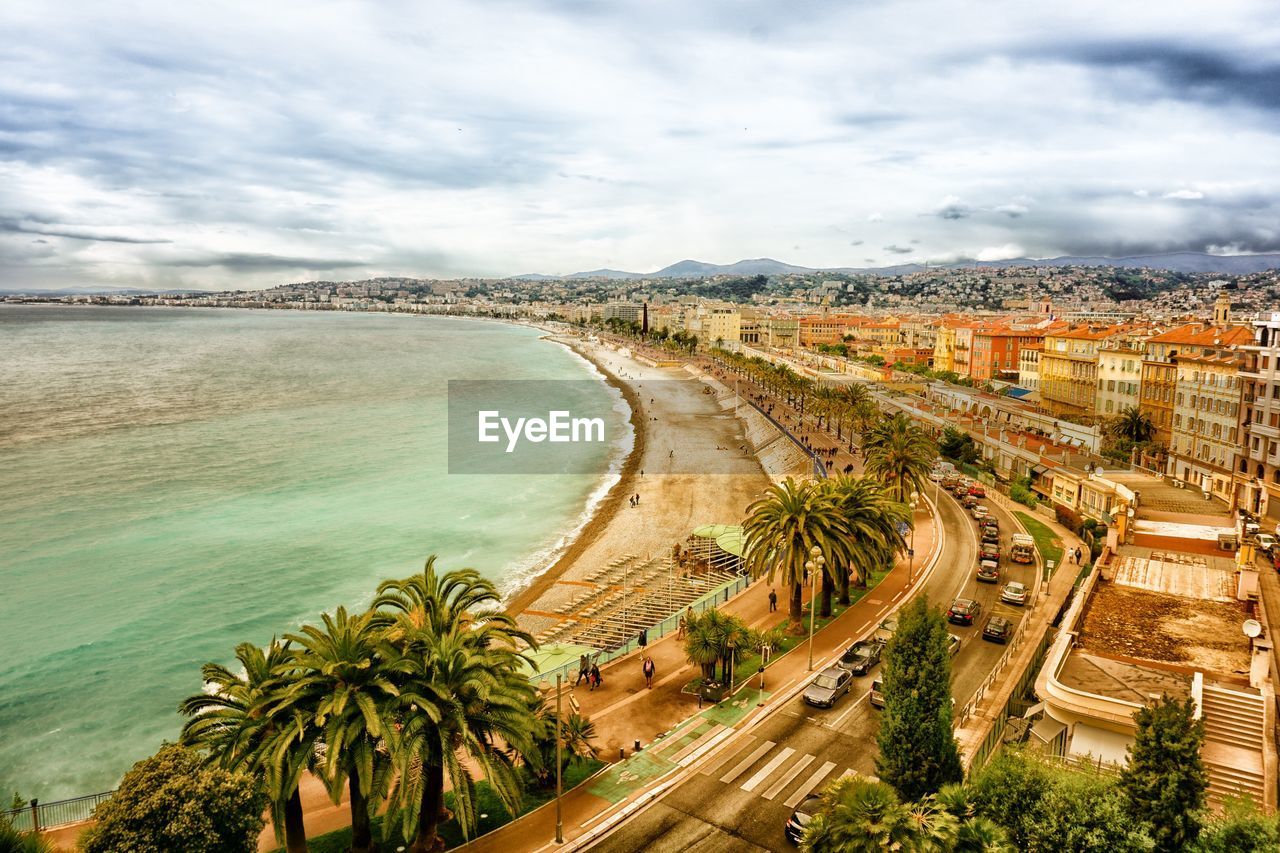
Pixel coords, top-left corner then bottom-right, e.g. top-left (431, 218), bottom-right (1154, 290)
top-left (1001, 581), bottom-right (1028, 606)
top-left (1256, 533), bottom-right (1277, 556)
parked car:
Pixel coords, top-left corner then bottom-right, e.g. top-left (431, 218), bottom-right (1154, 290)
top-left (873, 616), bottom-right (899, 643)
top-left (961, 495), bottom-right (980, 509)
top-left (983, 615), bottom-right (1013, 643)
top-left (785, 795), bottom-right (823, 844)
top-left (947, 633), bottom-right (962, 656)
top-left (968, 484), bottom-right (987, 498)
top-left (979, 517), bottom-right (999, 532)
top-left (804, 666), bottom-right (853, 709)
top-left (981, 527), bottom-right (1000, 544)
top-left (869, 678), bottom-right (885, 708)
top-left (838, 639), bottom-right (884, 675)
top-left (979, 543), bottom-right (1001, 563)
top-left (1256, 533), bottom-right (1278, 557)
top-left (1001, 581), bottom-right (1029, 606)
top-left (947, 598), bottom-right (983, 625)
top-left (953, 486), bottom-right (970, 500)
top-left (971, 505), bottom-right (990, 520)
top-left (976, 560), bottom-right (1000, 583)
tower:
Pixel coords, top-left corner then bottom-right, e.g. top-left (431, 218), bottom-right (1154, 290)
top-left (1213, 292), bottom-right (1230, 325)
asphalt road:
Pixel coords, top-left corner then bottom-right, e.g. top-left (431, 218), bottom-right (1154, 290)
top-left (585, 486), bottom-right (1035, 853)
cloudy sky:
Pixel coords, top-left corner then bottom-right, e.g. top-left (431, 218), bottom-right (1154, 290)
top-left (2, 0), bottom-right (1279, 290)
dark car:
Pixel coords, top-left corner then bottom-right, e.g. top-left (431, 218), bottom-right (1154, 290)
top-left (785, 794), bottom-right (823, 844)
top-left (803, 666), bottom-right (853, 708)
top-left (961, 495), bottom-right (980, 509)
top-left (983, 615), bottom-right (1013, 643)
top-left (981, 527), bottom-right (1000, 545)
top-left (838, 639), bottom-right (884, 675)
top-left (947, 598), bottom-right (983, 625)
top-left (976, 560), bottom-right (1000, 583)
top-left (968, 484), bottom-right (987, 498)
top-left (979, 543), bottom-right (1001, 563)
top-left (979, 517), bottom-right (999, 531)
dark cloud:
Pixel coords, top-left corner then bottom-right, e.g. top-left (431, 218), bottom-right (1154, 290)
top-left (157, 252), bottom-right (368, 271)
top-left (934, 199), bottom-right (971, 220)
top-left (883, 244), bottom-right (913, 254)
top-left (1023, 40), bottom-right (1280, 113)
top-left (0, 217), bottom-right (171, 244)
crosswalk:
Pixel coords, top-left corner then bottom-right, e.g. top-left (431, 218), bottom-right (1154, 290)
top-left (698, 735), bottom-right (855, 809)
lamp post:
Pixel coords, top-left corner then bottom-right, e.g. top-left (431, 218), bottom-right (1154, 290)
top-left (555, 673), bottom-right (564, 844)
top-left (806, 546), bottom-right (825, 671)
top-left (908, 490), bottom-right (920, 584)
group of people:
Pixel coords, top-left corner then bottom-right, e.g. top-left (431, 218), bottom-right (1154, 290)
top-left (629, 492), bottom-right (641, 507)
top-left (574, 652), bottom-right (657, 691)
top-left (1066, 546), bottom-right (1085, 564)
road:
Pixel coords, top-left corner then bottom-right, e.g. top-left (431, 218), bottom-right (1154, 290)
top-left (585, 485), bottom-right (1035, 852)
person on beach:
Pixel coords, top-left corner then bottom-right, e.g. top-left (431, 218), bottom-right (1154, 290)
top-left (768, 588), bottom-right (778, 612)
top-left (629, 495), bottom-right (635, 507)
top-left (643, 655), bottom-right (656, 688)
top-left (634, 492), bottom-right (640, 505)
top-left (576, 654), bottom-right (589, 687)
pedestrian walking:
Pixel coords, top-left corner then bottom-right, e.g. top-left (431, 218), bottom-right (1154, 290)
top-left (589, 663), bottom-right (602, 691)
top-left (1067, 550), bottom-right (1075, 565)
top-left (634, 492), bottom-right (640, 505)
top-left (677, 614), bottom-right (686, 639)
top-left (1075, 547), bottom-right (1083, 564)
top-left (768, 588), bottom-right (778, 612)
top-left (575, 654), bottom-right (589, 687)
top-left (643, 655), bottom-right (656, 689)
top-left (629, 495), bottom-right (635, 507)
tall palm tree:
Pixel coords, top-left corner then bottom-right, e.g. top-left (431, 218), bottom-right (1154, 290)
top-left (275, 607), bottom-right (404, 853)
top-left (1108, 405), bottom-right (1156, 445)
top-left (826, 477), bottom-right (910, 604)
top-left (801, 776), bottom-right (919, 852)
top-left (523, 698), bottom-right (599, 788)
top-left (862, 413), bottom-right (935, 504)
top-left (372, 560), bottom-right (538, 853)
top-left (743, 478), bottom-right (851, 635)
top-left (180, 641), bottom-right (316, 853)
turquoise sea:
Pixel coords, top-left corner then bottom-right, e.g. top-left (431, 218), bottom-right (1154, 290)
top-left (0, 306), bottom-right (628, 800)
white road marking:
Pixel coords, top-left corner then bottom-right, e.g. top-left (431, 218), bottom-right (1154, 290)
top-left (700, 737), bottom-right (756, 778)
top-left (720, 741), bottom-right (776, 785)
top-left (741, 746), bottom-right (796, 793)
top-left (762, 753), bottom-right (814, 801)
top-left (828, 691), bottom-right (870, 728)
top-left (784, 760), bottom-right (838, 808)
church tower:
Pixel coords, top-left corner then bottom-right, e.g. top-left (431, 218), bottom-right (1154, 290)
top-left (1213, 292), bottom-right (1231, 325)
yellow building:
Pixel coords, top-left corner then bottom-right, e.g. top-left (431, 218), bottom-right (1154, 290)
top-left (1168, 351), bottom-right (1244, 500)
top-left (933, 325), bottom-right (957, 373)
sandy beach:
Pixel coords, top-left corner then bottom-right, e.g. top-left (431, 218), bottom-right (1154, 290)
top-left (504, 333), bottom-right (774, 627)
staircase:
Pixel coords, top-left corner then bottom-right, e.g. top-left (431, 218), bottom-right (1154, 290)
top-left (1200, 683), bottom-right (1267, 805)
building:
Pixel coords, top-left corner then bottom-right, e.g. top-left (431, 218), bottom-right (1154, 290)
top-left (971, 325), bottom-right (1045, 382)
top-left (1167, 351), bottom-right (1244, 500)
top-left (933, 324), bottom-right (958, 374)
top-left (1040, 324), bottom-right (1151, 423)
top-left (1142, 323), bottom-right (1253, 451)
top-left (1238, 313), bottom-right (1280, 521)
top-left (1094, 340), bottom-right (1145, 419)
top-left (799, 313), bottom-right (857, 347)
top-left (1018, 344), bottom-right (1043, 391)
top-left (602, 302), bottom-right (644, 325)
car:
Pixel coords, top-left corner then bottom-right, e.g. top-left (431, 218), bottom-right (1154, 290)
top-left (947, 633), bottom-right (962, 656)
top-left (947, 598), bottom-right (982, 625)
top-left (803, 666), bottom-right (853, 708)
top-left (953, 486), bottom-right (970, 500)
top-left (971, 505), bottom-right (990, 520)
top-left (869, 678), bottom-right (885, 708)
top-left (979, 543), bottom-right (1001, 563)
top-left (785, 795), bottom-right (823, 844)
top-left (976, 560), bottom-right (1000, 583)
top-left (1001, 581), bottom-right (1028, 606)
top-left (1257, 533), bottom-right (1278, 557)
top-left (979, 517), bottom-right (999, 531)
top-left (983, 615), bottom-right (1013, 643)
top-left (961, 495), bottom-right (980, 509)
top-left (968, 484), bottom-right (986, 498)
top-left (873, 616), bottom-right (899, 643)
top-left (838, 639), bottom-right (884, 675)
top-left (981, 527), bottom-right (1000, 544)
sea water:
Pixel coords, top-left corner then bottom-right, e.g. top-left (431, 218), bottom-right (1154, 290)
top-left (0, 305), bottom-right (628, 800)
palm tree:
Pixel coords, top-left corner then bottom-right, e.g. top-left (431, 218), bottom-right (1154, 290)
top-left (372, 561), bottom-right (539, 853)
top-left (523, 698), bottom-right (599, 788)
top-left (276, 607), bottom-right (404, 853)
top-left (179, 641), bottom-right (316, 853)
top-left (906, 796), bottom-right (960, 851)
top-left (826, 477), bottom-right (910, 604)
top-left (801, 776), bottom-right (919, 852)
top-left (954, 817), bottom-right (1017, 852)
top-left (743, 478), bottom-right (851, 634)
top-left (1108, 405), bottom-right (1156, 445)
top-left (862, 413), bottom-right (935, 504)
top-left (0, 821), bottom-right (56, 853)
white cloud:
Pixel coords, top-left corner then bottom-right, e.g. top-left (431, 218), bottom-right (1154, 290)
top-left (976, 243), bottom-right (1026, 261)
top-left (1163, 189), bottom-right (1205, 200)
top-left (867, 212), bottom-right (884, 222)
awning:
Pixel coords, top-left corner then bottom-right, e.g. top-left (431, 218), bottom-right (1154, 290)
top-left (1030, 716), bottom-right (1066, 745)
top-left (1068, 724), bottom-right (1132, 766)
top-left (1031, 465), bottom-right (1047, 477)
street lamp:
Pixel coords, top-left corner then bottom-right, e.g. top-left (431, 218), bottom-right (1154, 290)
top-left (555, 673), bottom-right (564, 843)
top-left (806, 546), bottom-right (825, 671)
top-left (908, 490), bottom-right (920, 584)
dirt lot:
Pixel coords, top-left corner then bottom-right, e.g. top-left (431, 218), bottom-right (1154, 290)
top-left (1078, 580), bottom-right (1252, 676)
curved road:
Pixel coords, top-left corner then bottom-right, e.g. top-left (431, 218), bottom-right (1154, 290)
top-left (585, 487), bottom-right (1035, 852)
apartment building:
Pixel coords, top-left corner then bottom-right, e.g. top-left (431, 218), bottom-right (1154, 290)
top-left (970, 326), bottom-right (1045, 382)
top-left (799, 313), bottom-right (857, 347)
top-left (953, 323), bottom-right (976, 377)
top-left (1095, 340), bottom-right (1146, 418)
top-left (1237, 313), bottom-right (1280, 521)
top-left (602, 302), bottom-right (644, 325)
top-left (1141, 323), bottom-right (1253, 450)
top-left (1167, 351), bottom-right (1244, 500)
top-left (933, 324), bottom-right (958, 373)
top-left (1018, 344), bottom-right (1043, 391)
top-left (1040, 324), bottom-right (1153, 423)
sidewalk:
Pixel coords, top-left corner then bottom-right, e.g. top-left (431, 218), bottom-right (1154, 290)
top-left (462, 493), bottom-right (942, 852)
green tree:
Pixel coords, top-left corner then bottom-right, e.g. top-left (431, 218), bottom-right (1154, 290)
top-left (800, 776), bottom-right (918, 852)
top-left (825, 476), bottom-right (908, 606)
top-left (1108, 405), bottom-right (1156, 445)
top-left (523, 699), bottom-right (599, 789)
top-left (861, 413), bottom-right (935, 504)
top-left (939, 426), bottom-right (979, 465)
top-left (79, 743), bottom-right (267, 853)
top-left (1119, 694), bottom-right (1209, 852)
top-left (1193, 796), bottom-right (1280, 852)
top-left (180, 641), bottom-right (316, 853)
top-left (875, 597), bottom-right (962, 800)
top-left (967, 749), bottom-right (1054, 848)
top-left (276, 607), bottom-right (403, 853)
top-left (742, 478), bottom-right (851, 635)
top-left (1029, 767), bottom-right (1154, 853)
top-left (371, 560), bottom-right (539, 853)
top-left (0, 815), bottom-right (55, 853)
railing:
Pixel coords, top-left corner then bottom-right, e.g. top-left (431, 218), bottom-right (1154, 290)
top-left (530, 572), bottom-right (754, 687)
top-left (2, 791), bottom-right (114, 833)
top-left (710, 366), bottom-right (829, 479)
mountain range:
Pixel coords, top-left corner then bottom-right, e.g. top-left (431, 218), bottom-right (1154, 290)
top-left (514, 251), bottom-right (1280, 280)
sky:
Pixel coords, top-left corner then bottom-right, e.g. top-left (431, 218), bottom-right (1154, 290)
top-left (2, 0), bottom-right (1279, 291)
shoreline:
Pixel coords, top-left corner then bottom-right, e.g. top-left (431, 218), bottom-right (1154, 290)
top-left (502, 332), bottom-right (649, 616)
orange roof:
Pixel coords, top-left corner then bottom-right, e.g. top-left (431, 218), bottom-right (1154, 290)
top-left (1147, 323), bottom-right (1252, 347)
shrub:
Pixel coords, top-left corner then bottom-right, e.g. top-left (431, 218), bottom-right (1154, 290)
top-left (80, 743), bottom-right (266, 853)
top-left (1054, 504), bottom-right (1083, 534)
